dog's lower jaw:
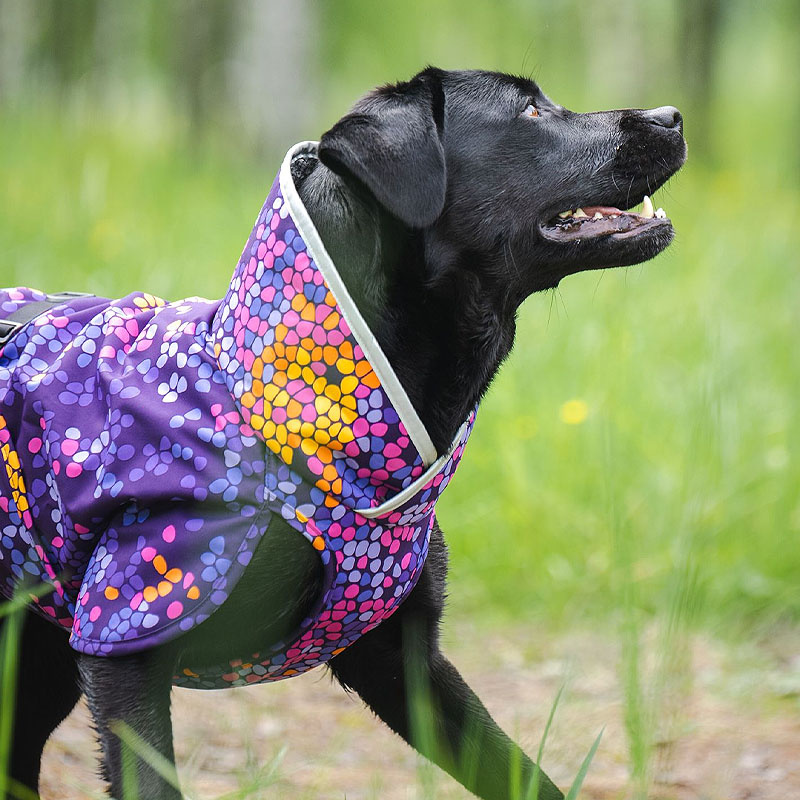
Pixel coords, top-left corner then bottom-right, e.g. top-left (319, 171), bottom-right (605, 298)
top-left (524, 223), bottom-right (676, 291)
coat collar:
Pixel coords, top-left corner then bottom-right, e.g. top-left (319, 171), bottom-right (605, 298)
top-left (212, 142), bottom-right (473, 518)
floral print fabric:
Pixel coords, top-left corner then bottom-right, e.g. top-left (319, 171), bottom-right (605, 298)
top-left (0, 142), bottom-right (474, 687)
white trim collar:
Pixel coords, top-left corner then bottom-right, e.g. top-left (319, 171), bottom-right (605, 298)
top-left (279, 141), bottom-right (439, 468)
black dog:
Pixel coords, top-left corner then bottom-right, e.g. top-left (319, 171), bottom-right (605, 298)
top-left (5, 67), bottom-right (685, 800)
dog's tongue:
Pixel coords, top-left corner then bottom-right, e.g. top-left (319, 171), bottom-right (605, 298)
top-left (581, 205), bottom-right (623, 216)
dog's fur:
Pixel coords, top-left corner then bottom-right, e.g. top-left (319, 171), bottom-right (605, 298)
top-left (4, 68), bottom-right (685, 800)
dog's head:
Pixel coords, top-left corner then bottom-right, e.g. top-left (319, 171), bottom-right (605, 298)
top-left (318, 67), bottom-right (687, 297)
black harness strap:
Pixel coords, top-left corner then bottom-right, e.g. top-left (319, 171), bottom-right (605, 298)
top-left (0, 292), bottom-right (95, 348)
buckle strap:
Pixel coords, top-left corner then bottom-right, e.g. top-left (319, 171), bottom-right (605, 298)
top-left (0, 319), bottom-right (22, 348)
top-left (0, 292), bottom-right (96, 349)
top-left (45, 291), bottom-right (95, 301)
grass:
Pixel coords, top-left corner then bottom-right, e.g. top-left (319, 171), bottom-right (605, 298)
top-left (0, 606), bottom-right (22, 799)
top-left (443, 163), bottom-right (799, 633)
top-left (0, 101), bottom-right (797, 797)
top-left (1, 594), bottom-right (601, 800)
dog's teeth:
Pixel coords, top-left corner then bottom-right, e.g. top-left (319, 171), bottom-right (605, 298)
top-left (573, 208), bottom-right (588, 218)
top-left (558, 210), bottom-right (573, 218)
top-left (641, 195), bottom-right (654, 219)
top-left (592, 212), bottom-right (603, 219)
top-left (655, 207), bottom-right (667, 219)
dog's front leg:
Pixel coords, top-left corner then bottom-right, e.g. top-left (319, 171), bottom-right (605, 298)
top-left (329, 528), bottom-right (563, 800)
top-left (330, 616), bottom-right (562, 800)
top-left (77, 649), bottom-right (181, 799)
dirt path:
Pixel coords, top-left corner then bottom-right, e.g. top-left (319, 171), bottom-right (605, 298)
top-left (40, 625), bottom-right (800, 799)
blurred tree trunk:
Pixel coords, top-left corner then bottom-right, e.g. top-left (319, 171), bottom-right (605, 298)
top-left (781, 0), bottom-right (800, 180)
top-left (584, 0), bottom-right (646, 107)
top-left (91, 2), bottom-right (149, 109)
top-left (0, 0), bottom-right (36, 104)
top-left (228, 0), bottom-right (319, 155)
top-left (37, 0), bottom-right (101, 97)
top-left (167, 0), bottom-right (237, 136)
top-left (677, 0), bottom-right (723, 156)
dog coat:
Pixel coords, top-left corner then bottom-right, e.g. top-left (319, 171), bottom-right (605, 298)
top-left (0, 142), bottom-right (475, 687)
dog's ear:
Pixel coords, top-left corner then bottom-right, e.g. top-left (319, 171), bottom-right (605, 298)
top-left (318, 70), bottom-right (446, 228)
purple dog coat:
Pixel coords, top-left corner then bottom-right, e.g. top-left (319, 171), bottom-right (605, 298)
top-left (0, 142), bottom-right (475, 687)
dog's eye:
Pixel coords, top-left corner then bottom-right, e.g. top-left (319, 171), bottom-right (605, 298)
top-left (522, 103), bottom-right (539, 118)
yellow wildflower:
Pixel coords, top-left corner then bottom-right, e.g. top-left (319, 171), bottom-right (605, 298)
top-left (559, 399), bottom-right (589, 425)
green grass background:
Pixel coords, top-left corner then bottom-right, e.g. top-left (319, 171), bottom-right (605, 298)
top-left (1, 1), bottom-right (798, 796)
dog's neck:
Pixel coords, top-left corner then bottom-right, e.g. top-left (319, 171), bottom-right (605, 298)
top-left (294, 158), bottom-right (516, 454)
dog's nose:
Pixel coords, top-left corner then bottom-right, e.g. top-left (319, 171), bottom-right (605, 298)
top-left (642, 106), bottom-right (683, 132)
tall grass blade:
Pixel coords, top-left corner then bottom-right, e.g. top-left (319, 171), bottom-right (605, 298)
top-left (6, 778), bottom-right (42, 800)
top-left (523, 683), bottom-right (564, 800)
top-left (0, 603), bottom-right (22, 799)
top-left (215, 744), bottom-right (287, 800)
top-left (0, 582), bottom-right (54, 618)
top-left (403, 618), bottom-right (443, 800)
top-left (121, 740), bottom-right (138, 800)
top-left (563, 727), bottom-right (603, 800)
top-left (111, 721), bottom-right (182, 792)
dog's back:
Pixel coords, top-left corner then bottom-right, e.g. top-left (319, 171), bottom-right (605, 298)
top-left (0, 288), bottom-right (269, 656)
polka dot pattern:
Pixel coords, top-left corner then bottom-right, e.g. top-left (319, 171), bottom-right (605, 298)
top-left (213, 195), bottom-right (430, 509)
top-left (0, 145), bottom-right (475, 688)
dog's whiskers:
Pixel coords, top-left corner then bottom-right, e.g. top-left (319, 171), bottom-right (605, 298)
top-left (593, 269), bottom-right (607, 303)
top-left (546, 287), bottom-right (557, 329)
top-left (556, 286), bottom-right (569, 319)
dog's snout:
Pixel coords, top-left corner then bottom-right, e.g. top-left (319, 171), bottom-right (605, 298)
top-left (642, 105), bottom-right (683, 132)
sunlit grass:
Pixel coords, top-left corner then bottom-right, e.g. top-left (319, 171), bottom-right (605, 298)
top-left (0, 102), bottom-right (797, 797)
top-left (442, 162), bottom-right (799, 632)
top-left (0, 606), bottom-right (22, 799)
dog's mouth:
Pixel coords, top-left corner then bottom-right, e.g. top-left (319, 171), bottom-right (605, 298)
top-left (528, 184), bottom-right (680, 288)
top-left (540, 194), bottom-right (670, 244)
